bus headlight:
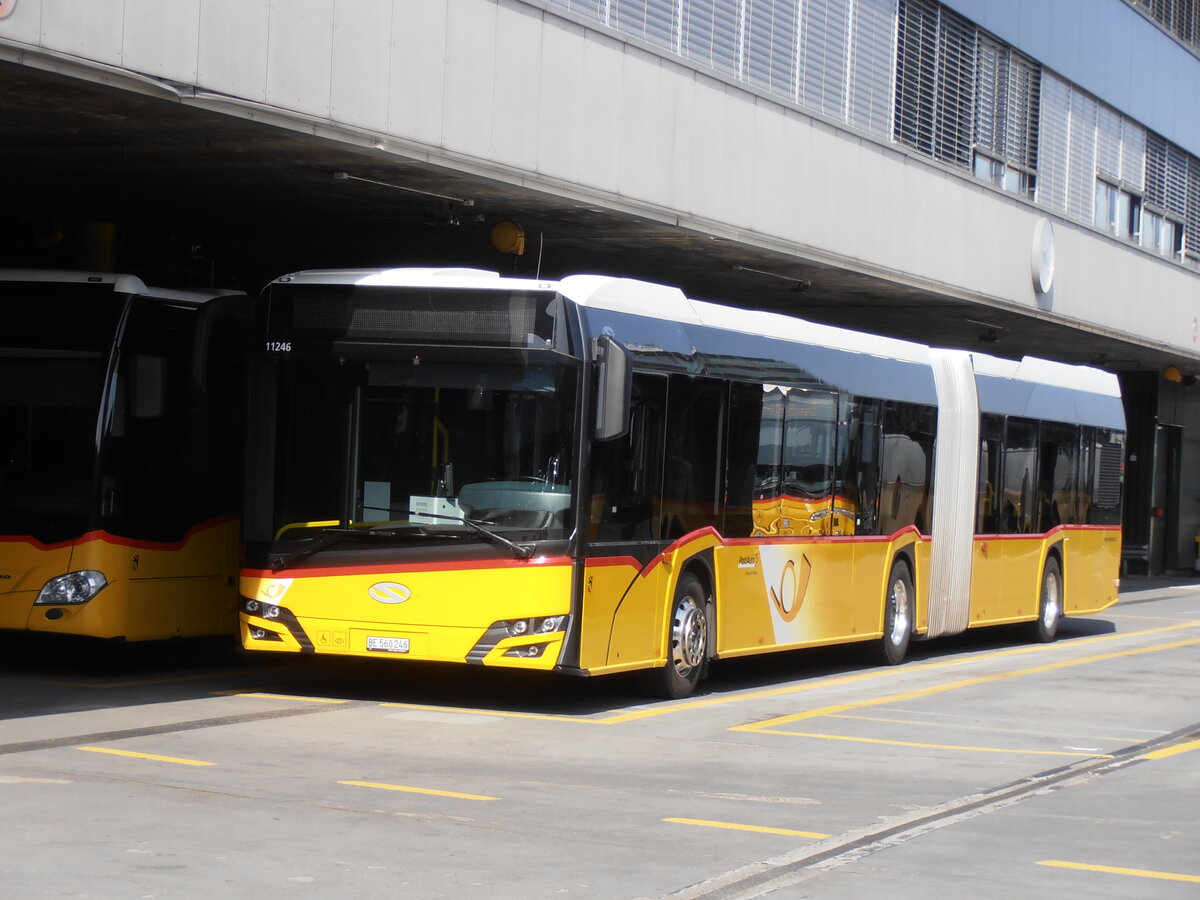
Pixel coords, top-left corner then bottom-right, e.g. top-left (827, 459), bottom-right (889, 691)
top-left (504, 615), bottom-right (567, 637)
top-left (35, 570), bottom-right (108, 606)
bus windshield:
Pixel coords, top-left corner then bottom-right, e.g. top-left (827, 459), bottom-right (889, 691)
top-left (0, 288), bottom-right (124, 543)
top-left (263, 353), bottom-right (579, 550)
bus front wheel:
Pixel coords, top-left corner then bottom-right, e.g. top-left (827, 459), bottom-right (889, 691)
top-left (1029, 557), bottom-right (1062, 643)
top-left (647, 572), bottom-right (708, 700)
top-left (878, 561), bottom-right (913, 665)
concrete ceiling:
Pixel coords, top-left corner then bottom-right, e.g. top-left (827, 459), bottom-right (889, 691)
top-left (0, 57), bottom-right (1181, 375)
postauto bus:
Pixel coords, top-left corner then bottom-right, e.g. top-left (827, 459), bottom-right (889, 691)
top-left (1, 270), bottom-right (246, 640)
top-left (239, 268), bottom-right (1124, 698)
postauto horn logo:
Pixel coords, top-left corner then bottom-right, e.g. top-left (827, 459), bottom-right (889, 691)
top-left (369, 582), bottom-right (411, 604)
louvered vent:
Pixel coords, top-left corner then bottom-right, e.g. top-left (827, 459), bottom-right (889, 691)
top-left (1094, 441), bottom-right (1124, 509)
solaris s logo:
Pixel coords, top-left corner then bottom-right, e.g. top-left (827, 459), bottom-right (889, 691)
top-left (368, 582), bottom-right (411, 604)
top-left (0, 2), bottom-right (18, 22)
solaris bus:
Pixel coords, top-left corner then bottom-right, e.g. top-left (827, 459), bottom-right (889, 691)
top-left (1, 270), bottom-right (246, 641)
top-left (238, 268), bottom-right (1124, 697)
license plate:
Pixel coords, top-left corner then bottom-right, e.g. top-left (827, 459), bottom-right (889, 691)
top-left (366, 636), bottom-right (410, 653)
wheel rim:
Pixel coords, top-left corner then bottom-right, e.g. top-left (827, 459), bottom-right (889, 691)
top-left (1042, 568), bottom-right (1061, 630)
top-left (670, 594), bottom-right (706, 676)
top-left (888, 575), bottom-right (910, 646)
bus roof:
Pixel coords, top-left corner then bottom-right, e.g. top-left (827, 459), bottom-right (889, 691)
top-left (271, 267), bottom-right (557, 292)
top-left (559, 274), bottom-right (1121, 403)
top-left (0, 269), bottom-right (240, 306)
top-left (265, 267), bottom-right (1121, 410)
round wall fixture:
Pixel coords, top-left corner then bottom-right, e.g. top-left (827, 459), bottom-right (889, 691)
top-left (1031, 217), bottom-right (1055, 296)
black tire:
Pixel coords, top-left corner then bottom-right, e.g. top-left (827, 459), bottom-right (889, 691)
top-left (878, 561), bottom-right (913, 665)
top-left (1029, 556), bottom-right (1062, 643)
top-left (647, 572), bottom-right (708, 700)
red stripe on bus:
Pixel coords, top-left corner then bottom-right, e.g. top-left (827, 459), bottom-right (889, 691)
top-left (243, 555), bottom-right (574, 580)
top-left (973, 524), bottom-right (1120, 541)
top-left (0, 515), bottom-right (238, 553)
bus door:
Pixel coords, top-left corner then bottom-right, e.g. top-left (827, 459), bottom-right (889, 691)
top-left (583, 373), bottom-right (668, 671)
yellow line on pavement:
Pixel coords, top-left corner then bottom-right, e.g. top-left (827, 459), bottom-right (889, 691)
top-left (221, 621), bottom-right (1200, 729)
top-left (753, 731), bottom-right (1112, 758)
top-left (1141, 738), bottom-right (1200, 760)
top-left (599, 620), bottom-right (1200, 725)
top-left (380, 702), bottom-right (584, 723)
top-left (732, 637), bottom-right (1200, 735)
top-left (1037, 859), bottom-right (1200, 884)
top-left (226, 692), bottom-right (349, 704)
top-left (664, 818), bottom-right (829, 839)
top-left (339, 780), bottom-right (497, 801)
top-left (76, 746), bottom-right (215, 767)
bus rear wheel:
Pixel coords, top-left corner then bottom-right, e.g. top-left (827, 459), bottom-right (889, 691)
top-left (647, 572), bottom-right (708, 700)
top-left (1028, 557), bottom-right (1062, 643)
top-left (878, 561), bottom-right (913, 665)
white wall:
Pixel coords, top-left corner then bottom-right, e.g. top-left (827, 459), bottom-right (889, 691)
top-left (4, 0), bottom-right (1198, 359)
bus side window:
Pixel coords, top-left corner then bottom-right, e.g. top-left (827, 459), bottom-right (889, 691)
top-left (1002, 418), bottom-right (1038, 534)
top-left (663, 375), bottom-right (726, 538)
top-left (587, 373), bottom-right (666, 543)
top-left (977, 414), bottom-right (1003, 533)
top-left (1039, 422), bottom-right (1080, 530)
top-left (844, 397), bottom-right (882, 536)
top-left (1076, 426), bottom-right (1096, 524)
top-left (782, 390), bottom-right (836, 503)
top-left (879, 401), bottom-right (934, 535)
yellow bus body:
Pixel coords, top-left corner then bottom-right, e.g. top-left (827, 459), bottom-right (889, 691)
top-left (240, 556), bottom-right (574, 669)
top-left (1, 517), bottom-right (239, 640)
top-left (240, 524), bottom-right (1118, 675)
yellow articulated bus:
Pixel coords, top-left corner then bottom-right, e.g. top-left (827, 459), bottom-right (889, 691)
top-left (0, 270), bottom-right (246, 641)
top-left (239, 268), bottom-right (1124, 698)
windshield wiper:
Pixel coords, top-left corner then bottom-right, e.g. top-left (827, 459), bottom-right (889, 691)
top-left (270, 526), bottom-right (436, 571)
top-left (411, 511), bottom-right (535, 559)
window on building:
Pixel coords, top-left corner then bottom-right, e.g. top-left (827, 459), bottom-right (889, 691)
top-left (895, 0), bottom-right (975, 169)
top-left (1145, 131), bottom-right (1194, 264)
top-left (1126, 0), bottom-right (1200, 54)
top-left (1094, 180), bottom-right (1142, 240)
top-left (973, 34), bottom-right (1039, 197)
top-left (1141, 208), bottom-right (1185, 258)
top-left (974, 151), bottom-right (1035, 196)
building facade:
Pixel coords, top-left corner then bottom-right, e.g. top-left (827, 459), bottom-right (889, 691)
top-left (1, 0), bottom-right (1198, 569)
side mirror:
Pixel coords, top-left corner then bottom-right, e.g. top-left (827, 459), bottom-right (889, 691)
top-left (593, 335), bottom-right (632, 441)
top-left (132, 354), bottom-right (167, 419)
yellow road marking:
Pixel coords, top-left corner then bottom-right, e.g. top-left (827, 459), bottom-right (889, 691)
top-left (34, 668), bottom-right (299, 690)
top-left (380, 702), bottom-right (583, 723)
top-left (1108, 613), bottom-right (1198, 622)
top-left (225, 692), bottom-right (349, 704)
top-left (599, 620), bottom-right (1200, 724)
top-left (1141, 738), bottom-right (1200, 760)
top-left (828, 712), bottom-right (1137, 745)
top-left (1037, 859), bottom-right (1200, 884)
top-left (339, 780), bottom-right (497, 801)
top-left (664, 818), bottom-right (829, 839)
top-left (77, 746), bottom-right (215, 767)
top-left (224, 621), bottom-right (1200, 728)
top-left (751, 730), bottom-right (1112, 758)
top-left (733, 637), bottom-right (1200, 735)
